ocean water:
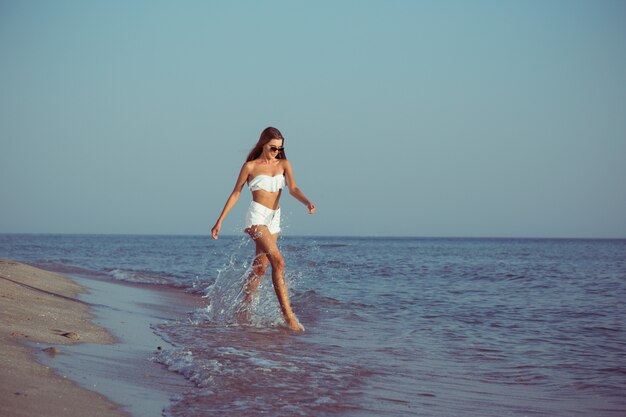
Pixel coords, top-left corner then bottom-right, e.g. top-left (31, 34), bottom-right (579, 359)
top-left (1, 234), bottom-right (625, 416)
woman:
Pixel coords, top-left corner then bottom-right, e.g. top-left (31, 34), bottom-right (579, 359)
top-left (211, 127), bottom-right (315, 331)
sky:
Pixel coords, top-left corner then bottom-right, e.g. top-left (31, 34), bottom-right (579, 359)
top-left (1, 0), bottom-right (625, 238)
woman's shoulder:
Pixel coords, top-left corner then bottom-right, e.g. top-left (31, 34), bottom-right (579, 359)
top-left (240, 161), bottom-right (257, 177)
top-left (242, 160), bottom-right (257, 170)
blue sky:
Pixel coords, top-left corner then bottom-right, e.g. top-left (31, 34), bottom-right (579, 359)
top-left (1, 0), bottom-right (625, 237)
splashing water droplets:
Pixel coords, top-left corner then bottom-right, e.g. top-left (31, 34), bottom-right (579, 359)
top-left (195, 235), bottom-right (300, 329)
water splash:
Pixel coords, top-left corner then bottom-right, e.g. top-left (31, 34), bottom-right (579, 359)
top-left (194, 235), bottom-right (304, 329)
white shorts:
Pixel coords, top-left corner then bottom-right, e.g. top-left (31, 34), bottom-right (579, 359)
top-left (244, 201), bottom-right (281, 235)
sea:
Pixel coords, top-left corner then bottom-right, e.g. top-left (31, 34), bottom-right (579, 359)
top-left (1, 234), bottom-right (625, 417)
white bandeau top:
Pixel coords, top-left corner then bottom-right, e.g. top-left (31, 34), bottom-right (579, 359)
top-left (248, 174), bottom-right (285, 192)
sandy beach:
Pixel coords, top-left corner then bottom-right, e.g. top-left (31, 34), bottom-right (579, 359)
top-left (0, 259), bottom-right (128, 417)
top-left (0, 259), bottom-right (202, 417)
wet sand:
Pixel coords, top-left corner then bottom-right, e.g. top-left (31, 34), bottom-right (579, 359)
top-left (0, 259), bottom-right (128, 417)
top-left (0, 260), bottom-right (203, 417)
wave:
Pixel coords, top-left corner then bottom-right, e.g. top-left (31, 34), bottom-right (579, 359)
top-left (294, 289), bottom-right (374, 310)
top-left (102, 267), bottom-right (199, 289)
top-left (151, 321), bottom-right (372, 417)
top-left (27, 259), bottom-right (204, 290)
top-left (153, 348), bottom-right (220, 389)
top-left (293, 289), bottom-right (342, 306)
top-left (29, 260), bottom-right (110, 279)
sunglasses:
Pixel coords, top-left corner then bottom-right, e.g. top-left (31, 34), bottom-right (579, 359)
top-left (269, 146), bottom-right (284, 152)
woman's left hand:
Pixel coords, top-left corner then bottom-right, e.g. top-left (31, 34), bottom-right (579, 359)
top-left (307, 203), bottom-right (316, 215)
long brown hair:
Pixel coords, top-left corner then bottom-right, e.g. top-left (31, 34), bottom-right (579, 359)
top-left (245, 127), bottom-right (286, 161)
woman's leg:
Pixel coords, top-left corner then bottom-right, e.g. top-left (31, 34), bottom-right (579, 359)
top-left (242, 241), bottom-right (269, 305)
top-left (247, 225), bottom-right (304, 331)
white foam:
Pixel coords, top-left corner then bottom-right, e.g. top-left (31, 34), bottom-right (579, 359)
top-left (154, 348), bottom-right (221, 388)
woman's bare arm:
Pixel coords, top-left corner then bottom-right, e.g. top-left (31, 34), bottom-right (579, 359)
top-left (283, 160), bottom-right (316, 214)
top-left (211, 163), bottom-right (251, 239)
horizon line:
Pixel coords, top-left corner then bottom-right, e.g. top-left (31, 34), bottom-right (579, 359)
top-left (1, 232), bottom-right (625, 240)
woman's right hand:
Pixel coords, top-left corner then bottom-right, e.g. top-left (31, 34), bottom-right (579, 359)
top-left (211, 223), bottom-right (221, 240)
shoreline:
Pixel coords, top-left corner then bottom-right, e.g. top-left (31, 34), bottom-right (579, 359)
top-left (0, 260), bottom-right (203, 417)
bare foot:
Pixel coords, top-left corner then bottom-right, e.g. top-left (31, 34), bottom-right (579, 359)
top-left (285, 315), bottom-right (305, 332)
